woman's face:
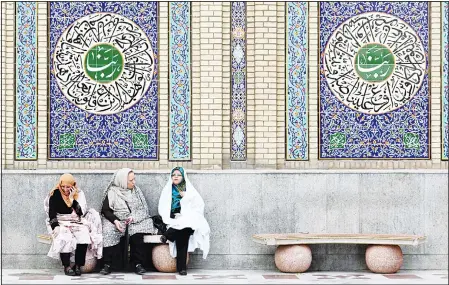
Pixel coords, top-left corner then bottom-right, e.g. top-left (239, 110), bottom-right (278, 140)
top-left (60, 183), bottom-right (72, 195)
top-left (127, 172), bottom-right (136, 190)
top-left (171, 170), bottom-right (183, 185)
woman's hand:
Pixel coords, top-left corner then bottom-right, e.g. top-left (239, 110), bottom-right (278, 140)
top-left (125, 216), bottom-right (134, 225)
top-left (71, 209), bottom-right (78, 218)
top-left (114, 220), bottom-right (124, 233)
top-left (52, 226), bottom-right (60, 238)
top-left (179, 190), bottom-right (185, 198)
top-left (69, 187), bottom-right (76, 202)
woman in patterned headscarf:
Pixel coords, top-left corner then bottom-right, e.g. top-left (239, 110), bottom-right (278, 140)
top-left (100, 168), bottom-right (158, 275)
top-left (44, 174), bottom-right (103, 276)
top-left (158, 167), bottom-right (210, 276)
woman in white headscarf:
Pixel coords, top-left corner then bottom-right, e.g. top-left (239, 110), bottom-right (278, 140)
top-left (158, 167), bottom-right (210, 276)
top-left (100, 168), bottom-right (158, 275)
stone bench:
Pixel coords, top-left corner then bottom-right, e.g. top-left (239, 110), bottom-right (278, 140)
top-left (38, 234), bottom-right (188, 273)
top-left (252, 233), bottom-right (427, 274)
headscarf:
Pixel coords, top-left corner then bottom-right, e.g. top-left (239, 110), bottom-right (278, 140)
top-left (171, 167), bottom-right (186, 212)
top-left (171, 167), bottom-right (186, 192)
top-left (49, 173), bottom-right (79, 207)
top-left (100, 168), bottom-right (134, 212)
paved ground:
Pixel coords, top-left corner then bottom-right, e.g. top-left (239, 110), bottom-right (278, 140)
top-left (1, 269), bottom-right (447, 284)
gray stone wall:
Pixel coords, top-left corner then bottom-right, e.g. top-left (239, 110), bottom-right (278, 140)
top-left (2, 170), bottom-right (447, 270)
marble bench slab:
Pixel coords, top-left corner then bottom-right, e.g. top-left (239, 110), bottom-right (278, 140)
top-left (252, 233), bottom-right (426, 246)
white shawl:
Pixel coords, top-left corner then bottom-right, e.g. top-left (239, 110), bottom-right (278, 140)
top-left (158, 169), bottom-right (210, 259)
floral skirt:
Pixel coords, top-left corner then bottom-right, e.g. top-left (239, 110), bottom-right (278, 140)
top-left (47, 209), bottom-right (103, 260)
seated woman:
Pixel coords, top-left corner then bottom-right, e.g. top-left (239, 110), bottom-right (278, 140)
top-left (100, 168), bottom-right (158, 275)
top-left (158, 167), bottom-right (210, 276)
top-left (45, 174), bottom-right (103, 276)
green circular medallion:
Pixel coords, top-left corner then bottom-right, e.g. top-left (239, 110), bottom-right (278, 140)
top-left (355, 43), bottom-right (395, 82)
top-left (84, 43), bottom-right (124, 83)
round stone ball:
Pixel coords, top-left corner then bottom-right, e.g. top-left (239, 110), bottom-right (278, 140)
top-left (274, 245), bottom-right (312, 273)
top-left (365, 245), bottom-right (403, 273)
top-left (70, 258), bottom-right (97, 273)
top-left (152, 244), bottom-right (189, 273)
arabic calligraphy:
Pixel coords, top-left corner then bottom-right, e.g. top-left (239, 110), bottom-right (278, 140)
top-left (84, 43), bottom-right (123, 83)
top-left (53, 12), bottom-right (155, 115)
top-left (323, 12), bottom-right (426, 114)
top-left (355, 43), bottom-right (395, 82)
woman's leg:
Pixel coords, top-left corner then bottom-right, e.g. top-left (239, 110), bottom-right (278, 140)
top-left (101, 242), bottom-right (122, 274)
top-left (73, 244), bottom-right (88, 276)
top-left (75, 244), bottom-right (88, 266)
top-left (162, 227), bottom-right (178, 242)
top-left (161, 228), bottom-right (194, 273)
top-left (129, 233), bottom-right (146, 274)
top-left (60, 253), bottom-right (75, 276)
top-left (60, 253), bottom-right (71, 268)
top-left (175, 228), bottom-right (194, 274)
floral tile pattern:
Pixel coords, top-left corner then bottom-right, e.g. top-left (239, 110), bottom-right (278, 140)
top-left (49, 2), bottom-right (158, 159)
top-left (2, 270), bottom-right (448, 284)
top-left (231, 2), bottom-right (247, 161)
top-left (16, 2), bottom-right (37, 159)
top-left (383, 274), bottom-right (422, 279)
top-left (263, 274), bottom-right (299, 279)
top-left (169, 2), bottom-right (191, 160)
top-left (319, 2), bottom-right (430, 159)
top-left (286, 2), bottom-right (308, 160)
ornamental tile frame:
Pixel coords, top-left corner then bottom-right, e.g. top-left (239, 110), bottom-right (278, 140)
top-left (48, 2), bottom-right (159, 160)
top-left (319, 2), bottom-right (430, 159)
top-left (442, 2), bottom-right (449, 160)
top-left (15, 2), bottom-right (37, 160)
top-left (285, 2), bottom-right (308, 161)
top-left (231, 2), bottom-right (247, 161)
top-left (169, 2), bottom-right (191, 161)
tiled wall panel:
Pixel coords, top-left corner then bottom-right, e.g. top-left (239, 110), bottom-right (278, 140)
top-left (286, 2), bottom-right (308, 160)
top-left (49, 2), bottom-right (159, 159)
top-left (3, 2), bottom-right (448, 170)
top-left (319, 2), bottom-right (430, 159)
top-left (169, 2), bottom-right (191, 161)
top-left (15, 2), bottom-right (37, 159)
top-left (231, 2), bottom-right (247, 161)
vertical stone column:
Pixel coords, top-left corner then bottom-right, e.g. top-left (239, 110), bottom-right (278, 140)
top-left (222, 2), bottom-right (231, 168)
top-left (198, 2), bottom-right (223, 169)
top-left (159, 2), bottom-right (169, 167)
top-left (190, 2), bottom-right (201, 169)
top-left (246, 2), bottom-right (256, 168)
top-left (2, 2), bottom-right (14, 169)
top-left (37, 2), bottom-right (48, 169)
top-left (308, 2), bottom-right (319, 168)
top-left (276, 2), bottom-right (285, 169)
top-left (254, 2), bottom-right (277, 168)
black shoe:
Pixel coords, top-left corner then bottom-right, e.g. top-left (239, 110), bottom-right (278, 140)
top-left (160, 235), bottom-right (167, 244)
top-left (135, 264), bottom-right (146, 275)
top-left (64, 266), bottom-right (76, 276)
top-left (100, 264), bottom-right (111, 275)
top-left (73, 265), bottom-right (81, 276)
top-left (179, 270), bottom-right (187, 276)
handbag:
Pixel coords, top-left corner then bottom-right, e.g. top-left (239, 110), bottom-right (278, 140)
top-left (151, 215), bottom-right (167, 235)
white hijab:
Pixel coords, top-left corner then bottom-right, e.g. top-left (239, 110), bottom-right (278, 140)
top-left (158, 168), bottom-right (210, 259)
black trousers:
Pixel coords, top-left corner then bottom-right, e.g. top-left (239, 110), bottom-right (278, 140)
top-left (163, 228), bottom-right (194, 272)
top-left (60, 244), bottom-right (88, 267)
top-left (103, 233), bottom-right (148, 270)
